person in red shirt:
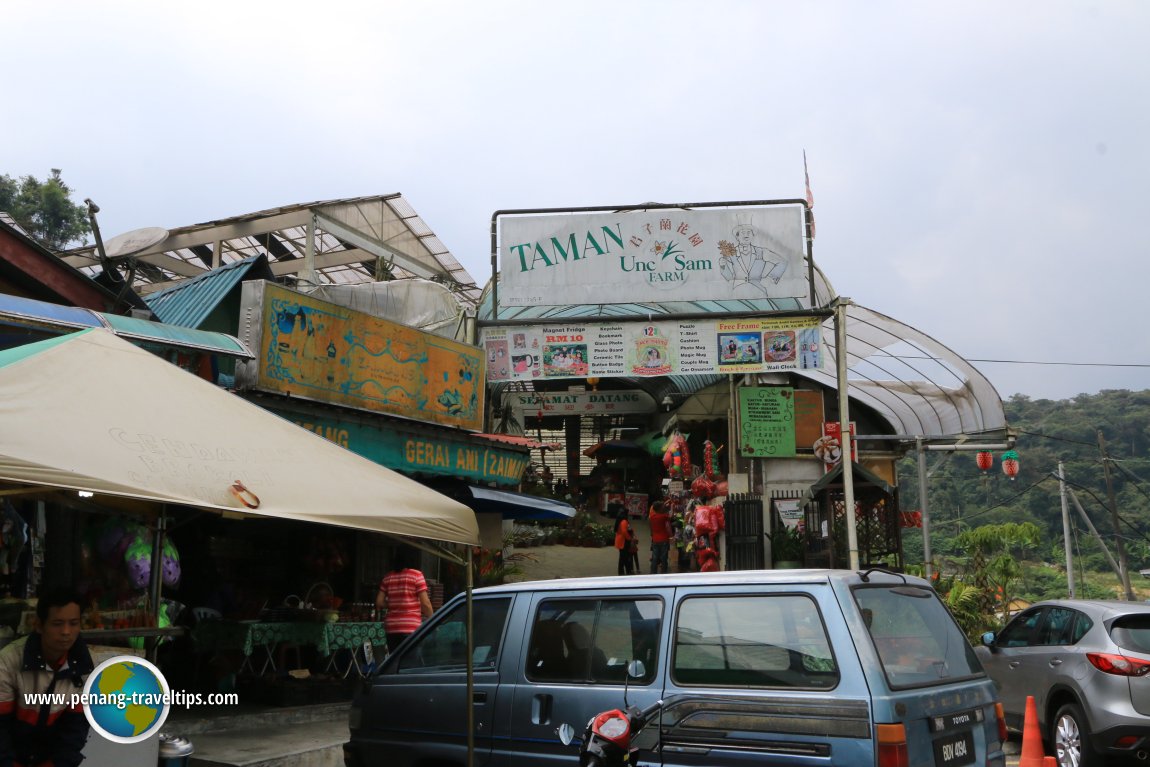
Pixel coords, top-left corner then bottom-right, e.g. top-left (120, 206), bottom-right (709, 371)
top-left (612, 505), bottom-right (634, 576)
top-left (648, 502), bottom-right (673, 574)
top-left (375, 549), bottom-right (434, 652)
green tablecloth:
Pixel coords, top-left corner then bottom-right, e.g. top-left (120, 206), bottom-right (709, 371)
top-left (193, 620), bottom-right (386, 658)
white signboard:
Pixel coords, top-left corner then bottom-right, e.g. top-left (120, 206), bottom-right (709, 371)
top-left (508, 389), bottom-right (656, 418)
top-left (481, 316), bottom-right (824, 382)
top-left (497, 206), bottom-right (807, 306)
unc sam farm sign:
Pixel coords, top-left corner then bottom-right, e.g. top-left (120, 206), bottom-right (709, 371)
top-left (497, 205), bottom-right (807, 306)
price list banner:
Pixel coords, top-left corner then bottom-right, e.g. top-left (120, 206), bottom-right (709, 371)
top-left (738, 387), bottom-right (797, 457)
top-left (481, 316), bottom-right (823, 383)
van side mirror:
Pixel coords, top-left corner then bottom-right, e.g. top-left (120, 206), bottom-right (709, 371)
top-left (980, 631), bottom-right (996, 647)
top-left (557, 723), bottom-right (576, 746)
top-left (628, 660), bottom-right (646, 679)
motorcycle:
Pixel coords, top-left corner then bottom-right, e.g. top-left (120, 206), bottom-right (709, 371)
top-left (557, 660), bottom-right (664, 766)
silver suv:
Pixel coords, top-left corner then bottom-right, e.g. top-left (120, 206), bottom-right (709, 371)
top-left (976, 599), bottom-right (1150, 766)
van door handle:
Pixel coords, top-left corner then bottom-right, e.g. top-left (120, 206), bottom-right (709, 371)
top-left (473, 691), bottom-right (487, 703)
top-left (532, 693), bottom-right (553, 725)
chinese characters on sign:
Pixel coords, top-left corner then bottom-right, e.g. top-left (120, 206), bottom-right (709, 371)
top-left (481, 316), bottom-right (823, 383)
top-left (497, 206), bottom-right (807, 306)
top-left (738, 387), bottom-right (796, 458)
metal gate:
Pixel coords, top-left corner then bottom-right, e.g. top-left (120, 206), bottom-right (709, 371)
top-left (724, 493), bottom-right (764, 570)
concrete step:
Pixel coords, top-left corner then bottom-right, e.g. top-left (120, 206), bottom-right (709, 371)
top-left (187, 719), bottom-right (348, 767)
top-left (168, 701), bottom-right (351, 736)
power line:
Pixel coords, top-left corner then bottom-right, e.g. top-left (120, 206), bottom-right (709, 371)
top-left (1014, 429), bottom-right (1100, 448)
top-left (931, 475), bottom-right (1055, 528)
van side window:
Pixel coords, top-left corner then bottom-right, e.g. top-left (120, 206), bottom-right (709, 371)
top-left (672, 594), bottom-right (838, 689)
top-left (526, 598), bottom-right (662, 684)
top-left (396, 598), bottom-right (511, 673)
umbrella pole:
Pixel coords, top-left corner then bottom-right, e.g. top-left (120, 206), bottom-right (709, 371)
top-left (147, 506), bottom-right (166, 663)
top-left (466, 546), bottom-right (474, 767)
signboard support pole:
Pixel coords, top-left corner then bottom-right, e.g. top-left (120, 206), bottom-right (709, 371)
top-left (834, 299), bottom-right (859, 570)
top-left (917, 438), bottom-right (932, 580)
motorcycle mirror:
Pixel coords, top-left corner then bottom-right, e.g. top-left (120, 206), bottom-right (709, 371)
top-left (557, 723), bottom-right (576, 746)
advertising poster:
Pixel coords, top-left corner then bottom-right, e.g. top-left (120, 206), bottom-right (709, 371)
top-left (497, 206), bottom-right (807, 306)
top-left (737, 387), bottom-right (796, 457)
top-left (254, 283), bottom-right (485, 430)
top-left (816, 421), bottom-right (857, 471)
top-left (481, 316), bottom-right (824, 383)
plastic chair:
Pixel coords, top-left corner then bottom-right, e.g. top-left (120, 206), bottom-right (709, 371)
top-left (193, 606), bottom-right (222, 622)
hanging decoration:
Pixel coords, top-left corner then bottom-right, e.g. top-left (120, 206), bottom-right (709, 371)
top-left (1001, 449), bottom-right (1020, 480)
top-left (691, 475), bottom-right (716, 500)
top-left (662, 432), bottom-right (691, 479)
top-left (975, 451), bottom-right (994, 472)
top-left (703, 440), bottom-right (715, 480)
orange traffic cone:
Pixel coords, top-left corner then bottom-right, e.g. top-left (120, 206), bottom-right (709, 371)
top-left (1019, 695), bottom-right (1046, 767)
top-left (1044, 757), bottom-right (1057, 767)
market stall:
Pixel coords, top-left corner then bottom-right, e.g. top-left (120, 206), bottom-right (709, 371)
top-left (0, 329), bottom-right (480, 651)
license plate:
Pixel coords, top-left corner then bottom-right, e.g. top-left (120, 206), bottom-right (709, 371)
top-left (933, 729), bottom-right (975, 767)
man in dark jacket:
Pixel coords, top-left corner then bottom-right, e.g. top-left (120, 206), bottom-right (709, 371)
top-left (0, 588), bottom-right (93, 767)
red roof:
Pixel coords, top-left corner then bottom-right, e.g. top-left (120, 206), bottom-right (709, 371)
top-left (474, 433), bottom-right (561, 450)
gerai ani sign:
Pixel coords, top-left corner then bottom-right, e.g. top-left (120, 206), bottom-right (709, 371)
top-left (497, 205), bottom-right (807, 306)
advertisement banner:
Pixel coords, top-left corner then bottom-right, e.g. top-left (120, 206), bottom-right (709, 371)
top-left (249, 283), bottom-right (485, 430)
top-left (738, 387), bottom-right (796, 457)
top-left (815, 421), bottom-right (857, 471)
top-left (481, 316), bottom-right (823, 383)
top-left (497, 206), bottom-right (806, 306)
top-left (507, 389), bottom-right (656, 419)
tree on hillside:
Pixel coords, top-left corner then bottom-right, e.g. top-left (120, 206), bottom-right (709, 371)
top-left (0, 169), bottom-right (90, 251)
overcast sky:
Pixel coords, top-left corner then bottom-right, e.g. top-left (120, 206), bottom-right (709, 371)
top-left (4, 1), bottom-right (1146, 401)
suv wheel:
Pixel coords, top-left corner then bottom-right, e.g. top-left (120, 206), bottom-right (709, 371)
top-left (1052, 702), bottom-right (1099, 767)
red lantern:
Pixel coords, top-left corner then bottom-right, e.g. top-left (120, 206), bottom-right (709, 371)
top-left (1001, 450), bottom-right (1020, 480)
top-left (975, 451), bottom-right (993, 472)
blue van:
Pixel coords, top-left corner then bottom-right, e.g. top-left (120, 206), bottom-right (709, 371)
top-left (345, 569), bottom-right (1006, 766)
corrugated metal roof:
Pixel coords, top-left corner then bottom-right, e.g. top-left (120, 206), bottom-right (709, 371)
top-left (146, 255), bottom-right (271, 328)
top-left (0, 293), bottom-right (252, 358)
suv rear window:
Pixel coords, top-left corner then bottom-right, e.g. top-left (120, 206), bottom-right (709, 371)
top-left (854, 585), bottom-right (983, 689)
top-left (1110, 614), bottom-right (1150, 654)
top-left (672, 594), bottom-right (838, 689)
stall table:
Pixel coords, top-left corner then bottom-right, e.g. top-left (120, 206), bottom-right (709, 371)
top-left (191, 620), bottom-right (387, 678)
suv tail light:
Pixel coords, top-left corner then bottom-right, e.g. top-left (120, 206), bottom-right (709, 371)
top-left (1086, 652), bottom-right (1150, 676)
top-left (876, 723), bottom-right (909, 767)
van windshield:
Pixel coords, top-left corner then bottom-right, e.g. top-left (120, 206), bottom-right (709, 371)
top-left (853, 584), bottom-right (984, 689)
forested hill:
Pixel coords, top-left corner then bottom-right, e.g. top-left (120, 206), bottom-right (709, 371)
top-left (897, 389), bottom-right (1150, 598)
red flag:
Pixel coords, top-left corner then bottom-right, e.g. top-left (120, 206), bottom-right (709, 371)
top-left (803, 150), bottom-right (816, 238)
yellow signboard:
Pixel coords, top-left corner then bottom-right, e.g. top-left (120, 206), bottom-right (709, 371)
top-left (255, 283), bottom-right (484, 430)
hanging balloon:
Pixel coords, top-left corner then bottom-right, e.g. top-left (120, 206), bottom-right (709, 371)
top-left (691, 475), bottom-right (716, 500)
top-left (1001, 450), bottom-right (1020, 480)
top-left (123, 538), bottom-right (152, 590)
top-left (161, 538), bottom-right (181, 588)
top-left (975, 451), bottom-right (993, 472)
top-left (703, 440), bottom-right (715, 480)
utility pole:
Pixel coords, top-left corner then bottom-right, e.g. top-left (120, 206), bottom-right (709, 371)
top-left (1058, 461), bottom-right (1075, 598)
top-left (834, 298), bottom-right (859, 570)
top-left (1098, 431), bottom-right (1135, 600)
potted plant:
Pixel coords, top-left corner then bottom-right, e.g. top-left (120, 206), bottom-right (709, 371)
top-left (771, 526), bottom-right (805, 568)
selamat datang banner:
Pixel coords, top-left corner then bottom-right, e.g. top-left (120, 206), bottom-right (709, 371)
top-left (497, 206), bottom-right (807, 306)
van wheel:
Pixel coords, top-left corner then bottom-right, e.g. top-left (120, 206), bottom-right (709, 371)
top-left (1052, 703), bottom-right (1099, 767)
